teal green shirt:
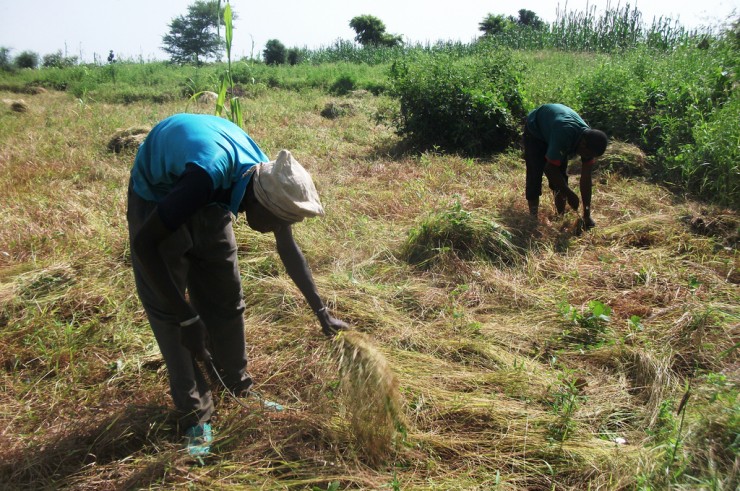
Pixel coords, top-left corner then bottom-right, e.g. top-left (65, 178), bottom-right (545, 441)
top-left (131, 113), bottom-right (269, 215)
top-left (526, 104), bottom-right (590, 166)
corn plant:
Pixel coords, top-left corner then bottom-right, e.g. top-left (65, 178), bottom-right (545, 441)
top-left (215, 1), bottom-right (243, 128)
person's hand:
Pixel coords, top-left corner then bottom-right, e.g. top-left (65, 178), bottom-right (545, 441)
top-left (316, 308), bottom-right (349, 337)
top-left (566, 189), bottom-right (580, 211)
top-left (180, 319), bottom-right (212, 362)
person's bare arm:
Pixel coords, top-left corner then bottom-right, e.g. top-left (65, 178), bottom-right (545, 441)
top-left (580, 163), bottom-right (595, 228)
top-left (274, 225), bottom-right (349, 336)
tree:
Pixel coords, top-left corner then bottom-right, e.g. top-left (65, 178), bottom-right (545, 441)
top-left (15, 50), bottom-right (39, 69)
top-left (349, 15), bottom-right (402, 47)
top-left (0, 47), bottom-right (13, 72)
top-left (479, 14), bottom-right (515, 36)
top-left (15, 51), bottom-right (39, 68)
top-left (162, 0), bottom-right (228, 64)
top-left (263, 39), bottom-right (286, 65)
top-left (516, 9), bottom-right (545, 29)
top-left (287, 48), bottom-right (303, 65)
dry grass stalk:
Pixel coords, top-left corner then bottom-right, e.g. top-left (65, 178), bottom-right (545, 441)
top-left (331, 330), bottom-right (404, 465)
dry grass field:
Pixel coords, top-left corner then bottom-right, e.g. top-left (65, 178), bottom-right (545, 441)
top-left (0, 87), bottom-right (737, 490)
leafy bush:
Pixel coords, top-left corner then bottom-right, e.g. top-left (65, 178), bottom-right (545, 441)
top-left (287, 48), bottom-right (303, 66)
top-left (667, 92), bottom-right (740, 206)
top-left (401, 200), bottom-right (520, 268)
top-left (329, 74), bottom-right (356, 95)
top-left (576, 61), bottom-right (647, 143)
top-left (42, 51), bottom-right (78, 68)
top-left (389, 47), bottom-right (525, 154)
top-left (575, 43), bottom-right (738, 208)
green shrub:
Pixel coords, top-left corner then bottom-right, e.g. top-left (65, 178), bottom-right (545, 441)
top-left (558, 300), bottom-right (612, 347)
top-left (574, 44), bottom-right (738, 208)
top-left (401, 200), bottom-right (519, 268)
top-left (389, 47), bottom-right (525, 154)
top-left (668, 92), bottom-right (739, 207)
top-left (287, 48), bottom-right (303, 66)
top-left (329, 74), bottom-right (356, 95)
top-left (42, 51), bottom-right (78, 68)
top-left (576, 61), bottom-right (647, 143)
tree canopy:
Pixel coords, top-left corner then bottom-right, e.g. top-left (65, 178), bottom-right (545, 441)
top-left (349, 15), bottom-right (403, 47)
top-left (162, 0), bottom-right (229, 64)
top-left (479, 9), bottom-right (545, 37)
top-left (263, 39), bottom-right (286, 65)
top-left (479, 14), bottom-right (515, 36)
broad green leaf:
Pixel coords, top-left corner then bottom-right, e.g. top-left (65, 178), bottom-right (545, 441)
top-left (215, 75), bottom-right (228, 116)
top-left (224, 4), bottom-right (233, 54)
top-left (230, 98), bottom-right (243, 129)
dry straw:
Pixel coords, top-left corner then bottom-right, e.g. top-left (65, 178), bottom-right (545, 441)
top-left (331, 330), bottom-right (404, 465)
top-left (107, 126), bottom-right (151, 153)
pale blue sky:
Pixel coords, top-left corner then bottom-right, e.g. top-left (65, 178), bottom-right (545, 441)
top-left (1, 0), bottom-right (737, 63)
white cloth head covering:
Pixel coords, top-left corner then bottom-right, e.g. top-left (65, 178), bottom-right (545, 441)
top-left (252, 150), bottom-right (324, 222)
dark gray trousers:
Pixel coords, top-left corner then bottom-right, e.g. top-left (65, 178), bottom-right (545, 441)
top-left (126, 183), bottom-right (251, 428)
top-left (523, 126), bottom-right (569, 201)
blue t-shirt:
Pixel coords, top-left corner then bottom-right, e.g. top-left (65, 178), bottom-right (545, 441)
top-left (131, 113), bottom-right (269, 216)
top-left (526, 104), bottom-right (591, 166)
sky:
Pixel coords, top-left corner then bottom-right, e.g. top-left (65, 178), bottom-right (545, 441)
top-left (1, 0), bottom-right (738, 63)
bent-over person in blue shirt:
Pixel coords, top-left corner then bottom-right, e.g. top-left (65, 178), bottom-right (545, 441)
top-left (523, 103), bottom-right (608, 229)
top-left (127, 113), bottom-right (348, 456)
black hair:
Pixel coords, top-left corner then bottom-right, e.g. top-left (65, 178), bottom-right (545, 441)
top-left (583, 129), bottom-right (608, 156)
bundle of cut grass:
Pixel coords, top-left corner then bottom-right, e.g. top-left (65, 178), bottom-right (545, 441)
top-left (107, 126), bottom-right (151, 153)
top-left (2, 98), bottom-right (28, 112)
top-left (401, 200), bottom-right (521, 268)
top-left (331, 330), bottom-right (404, 465)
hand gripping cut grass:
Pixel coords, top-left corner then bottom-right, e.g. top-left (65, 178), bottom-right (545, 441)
top-left (331, 330), bottom-right (404, 465)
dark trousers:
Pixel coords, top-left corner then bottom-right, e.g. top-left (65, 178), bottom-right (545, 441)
top-left (523, 127), bottom-right (569, 201)
top-left (126, 183), bottom-right (251, 428)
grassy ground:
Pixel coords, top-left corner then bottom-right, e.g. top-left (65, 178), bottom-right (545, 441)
top-left (0, 87), bottom-right (737, 490)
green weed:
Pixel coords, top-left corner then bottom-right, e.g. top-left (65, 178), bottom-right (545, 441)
top-left (546, 369), bottom-right (587, 443)
top-left (558, 300), bottom-right (612, 347)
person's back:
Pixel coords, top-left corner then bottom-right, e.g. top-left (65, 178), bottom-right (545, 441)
top-left (526, 103), bottom-right (590, 165)
top-left (131, 113), bottom-right (268, 215)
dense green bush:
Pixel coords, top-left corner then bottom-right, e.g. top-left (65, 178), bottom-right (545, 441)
top-left (667, 92), bottom-right (739, 205)
top-left (389, 47), bottom-right (525, 154)
top-left (329, 74), bottom-right (356, 95)
top-left (576, 61), bottom-right (647, 143)
top-left (574, 41), bottom-right (738, 207)
top-left (42, 51), bottom-right (78, 68)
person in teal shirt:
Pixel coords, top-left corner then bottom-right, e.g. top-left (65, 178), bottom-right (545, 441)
top-left (127, 113), bottom-right (348, 456)
top-left (523, 104), bottom-right (608, 228)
